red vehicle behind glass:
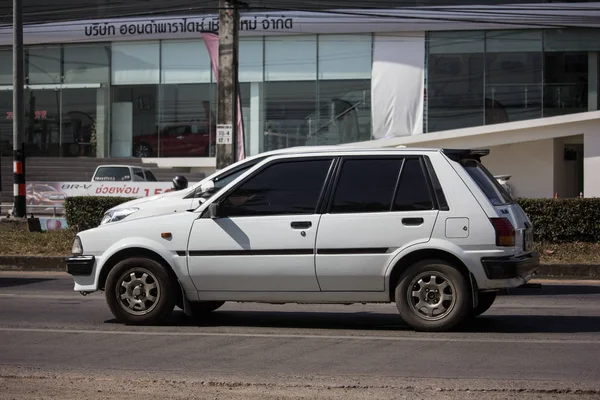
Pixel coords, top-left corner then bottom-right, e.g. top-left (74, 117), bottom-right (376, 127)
top-left (132, 102), bottom-right (216, 158)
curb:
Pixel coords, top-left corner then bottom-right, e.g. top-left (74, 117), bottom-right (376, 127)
top-left (0, 257), bottom-right (600, 279)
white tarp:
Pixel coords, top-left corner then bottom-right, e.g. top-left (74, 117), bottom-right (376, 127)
top-left (371, 32), bottom-right (425, 139)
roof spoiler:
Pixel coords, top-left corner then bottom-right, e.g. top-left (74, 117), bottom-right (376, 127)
top-left (441, 148), bottom-right (490, 162)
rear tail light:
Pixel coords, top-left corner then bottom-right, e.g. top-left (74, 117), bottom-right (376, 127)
top-left (490, 218), bottom-right (515, 247)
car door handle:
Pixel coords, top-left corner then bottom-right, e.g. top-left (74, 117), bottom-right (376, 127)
top-left (291, 221), bottom-right (312, 229)
top-left (402, 217), bottom-right (424, 226)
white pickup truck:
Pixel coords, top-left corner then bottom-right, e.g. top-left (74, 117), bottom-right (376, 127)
top-left (91, 165), bottom-right (159, 183)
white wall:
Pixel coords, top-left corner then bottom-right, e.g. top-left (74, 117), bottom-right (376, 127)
top-left (482, 139), bottom-right (555, 199)
top-left (584, 130), bottom-right (600, 197)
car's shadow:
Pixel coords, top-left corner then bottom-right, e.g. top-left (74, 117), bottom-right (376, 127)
top-left (149, 310), bottom-right (600, 334)
top-left (0, 277), bottom-right (55, 288)
top-left (104, 284), bottom-right (600, 334)
top-left (505, 284), bottom-right (600, 296)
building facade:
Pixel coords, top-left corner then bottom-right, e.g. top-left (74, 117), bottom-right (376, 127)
top-left (0, 3), bottom-right (599, 177)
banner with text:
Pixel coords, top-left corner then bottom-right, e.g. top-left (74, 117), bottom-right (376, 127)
top-left (25, 181), bottom-right (192, 212)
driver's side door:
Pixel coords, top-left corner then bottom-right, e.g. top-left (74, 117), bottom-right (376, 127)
top-left (186, 157), bottom-right (334, 293)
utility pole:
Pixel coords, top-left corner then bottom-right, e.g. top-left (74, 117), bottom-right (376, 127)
top-left (12, 0), bottom-right (25, 218)
top-left (215, 0), bottom-right (239, 170)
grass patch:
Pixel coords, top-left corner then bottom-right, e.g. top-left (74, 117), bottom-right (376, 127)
top-left (0, 229), bottom-right (76, 257)
top-left (1, 228), bottom-right (599, 264)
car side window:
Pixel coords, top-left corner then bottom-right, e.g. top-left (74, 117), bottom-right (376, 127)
top-left (330, 158), bottom-right (403, 214)
top-left (393, 158), bottom-right (435, 211)
top-left (133, 168), bottom-right (145, 181)
top-left (220, 159), bottom-right (333, 217)
top-left (144, 171), bottom-right (158, 182)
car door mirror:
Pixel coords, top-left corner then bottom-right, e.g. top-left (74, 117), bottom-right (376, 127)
top-left (200, 180), bottom-right (215, 194)
top-left (208, 202), bottom-right (221, 219)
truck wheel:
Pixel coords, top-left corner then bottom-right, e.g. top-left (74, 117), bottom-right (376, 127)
top-left (395, 259), bottom-right (471, 332)
top-left (105, 257), bottom-right (176, 325)
top-left (470, 291), bottom-right (497, 317)
top-left (190, 301), bottom-right (225, 317)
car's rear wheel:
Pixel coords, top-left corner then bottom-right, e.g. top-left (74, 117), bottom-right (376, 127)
top-left (470, 291), bottom-right (497, 317)
top-left (105, 257), bottom-right (176, 325)
top-left (395, 259), bottom-right (471, 332)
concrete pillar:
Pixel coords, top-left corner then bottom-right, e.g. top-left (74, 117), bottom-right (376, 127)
top-left (95, 87), bottom-right (107, 158)
top-left (249, 82), bottom-right (263, 156)
top-left (589, 52), bottom-right (598, 111)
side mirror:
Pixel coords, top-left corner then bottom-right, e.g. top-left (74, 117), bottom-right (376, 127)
top-left (208, 202), bottom-right (221, 219)
top-left (200, 180), bottom-right (215, 194)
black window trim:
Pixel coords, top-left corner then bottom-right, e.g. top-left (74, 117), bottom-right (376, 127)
top-left (392, 156), bottom-right (437, 213)
top-left (324, 155), bottom-right (440, 215)
top-left (422, 155), bottom-right (450, 211)
top-left (202, 155), bottom-right (337, 219)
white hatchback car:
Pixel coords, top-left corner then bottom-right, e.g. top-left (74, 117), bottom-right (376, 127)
top-left (66, 147), bottom-right (539, 332)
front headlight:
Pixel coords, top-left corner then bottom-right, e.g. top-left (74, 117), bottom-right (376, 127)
top-left (100, 207), bottom-right (139, 225)
top-left (72, 236), bottom-right (83, 256)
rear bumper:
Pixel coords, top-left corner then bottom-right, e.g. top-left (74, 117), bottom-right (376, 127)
top-left (480, 252), bottom-right (540, 280)
top-left (65, 256), bottom-right (95, 276)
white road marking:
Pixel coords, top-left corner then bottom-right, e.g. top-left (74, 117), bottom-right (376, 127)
top-left (0, 327), bottom-right (598, 345)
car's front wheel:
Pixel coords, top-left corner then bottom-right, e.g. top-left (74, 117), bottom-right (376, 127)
top-left (395, 259), bottom-right (471, 332)
top-left (105, 257), bottom-right (176, 325)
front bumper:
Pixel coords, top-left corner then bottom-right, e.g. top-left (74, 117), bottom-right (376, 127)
top-left (65, 256), bottom-right (95, 276)
top-left (480, 252), bottom-right (540, 280)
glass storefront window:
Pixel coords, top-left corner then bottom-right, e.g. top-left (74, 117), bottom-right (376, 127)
top-left (157, 83), bottom-right (215, 158)
top-left (112, 41), bottom-right (160, 85)
top-left (485, 30), bottom-right (543, 124)
top-left (113, 85), bottom-right (158, 158)
top-left (264, 36), bottom-right (317, 151)
top-left (239, 38), bottom-right (264, 83)
top-left (161, 40), bottom-right (211, 84)
top-left (27, 46), bottom-right (61, 84)
top-left (265, 35), bottom-right (317, 82)
top-left (315, 34), bottom-right (372, 144)
top-left (0, 49), bottom-right (13, 85)
top-left (25, 89), bottom-right (60, 156)
top-left (427, 31), bottom-right (484, 132)
top-left (63, 44), bottom-right (110, 84)
top-left (0, 89), bottom-right (11, 155)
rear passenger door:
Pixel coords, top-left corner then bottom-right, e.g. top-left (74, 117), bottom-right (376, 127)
top-left (315, 156), bottom-right (439, 292)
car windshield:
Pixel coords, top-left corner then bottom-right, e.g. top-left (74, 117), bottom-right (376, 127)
top-left (460, 159), bottom-right (514, 206)
top-left (94, 167), bottom-right (132, 181)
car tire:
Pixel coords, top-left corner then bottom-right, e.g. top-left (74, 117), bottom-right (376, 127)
top-left (189, 301), bottom-right (225, 317)
top-left (133, 142), bottom-right (153, 158)
top-left (395, 259), bottom-right (471, 332)
top-left (470, 291), bottom-right (497, 317)
top-left (105, 257), bottom-right (176, 325)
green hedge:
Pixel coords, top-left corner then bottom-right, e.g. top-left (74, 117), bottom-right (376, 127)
top-left (518, 198), bottom-right (600, 243)
top-left (65, 196), bottom-right (136, 232)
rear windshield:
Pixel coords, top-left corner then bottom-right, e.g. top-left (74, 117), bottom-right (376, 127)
top-left (94, 167), bottom-right (131, 181)
top-left (460, 159), bottom-right (514, 206)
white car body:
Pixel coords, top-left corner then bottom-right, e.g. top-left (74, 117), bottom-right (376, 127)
top-left (67, 147), bottom-right (539, 331)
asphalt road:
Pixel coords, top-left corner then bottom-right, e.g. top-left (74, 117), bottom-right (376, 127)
top-left (0, 271), bottom-right (599, 399)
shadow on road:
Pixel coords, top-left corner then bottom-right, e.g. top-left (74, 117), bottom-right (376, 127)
top-left (0, 277), bottom-right (55, 288)
top-left (113, 308), bottom-right (600, 335)
top-left (506, 284), bottom-right (600, 296)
